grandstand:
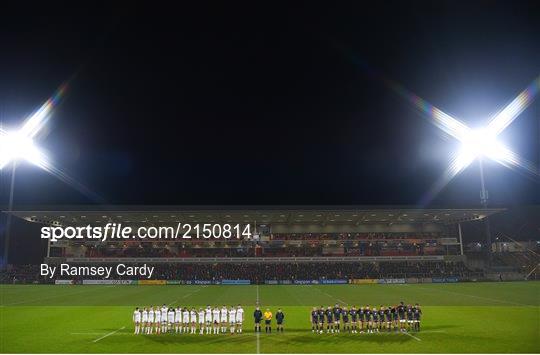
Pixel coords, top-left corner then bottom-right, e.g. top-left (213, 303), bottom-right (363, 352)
top-left (3, 206), bottom-right (515, 283)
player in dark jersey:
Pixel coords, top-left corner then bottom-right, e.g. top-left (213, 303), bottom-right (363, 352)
top-left (378, 306), bottom-right (385, 331)
top-left (325, 306), bottom-right (334, 333)
top-left (350, 306), bottom-right (358, 333)
top-left (318, 306), bottom-right (325, 334)
top-left (385, 306), bottom-right (392, 331)
top-left (397, 301), bottom-right (406, 331)
top-left (342, 307), bottom-right (350, 333)
top-left (364, 305), bottom-right (371, 333)
top-left (311, 307), bottom-right (318, 333)
top-left (413, 303), bottom-right (422, 332)
top-left (406, 304), bottom-right (414, 331)
top-left (391, 305), bottom-right (398, 332)
top-left (371, 307), bottom-right (379, 333)
top-left (332, 304), bottom-right (342, 333)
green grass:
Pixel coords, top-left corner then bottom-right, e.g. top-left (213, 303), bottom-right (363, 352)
top-left (0, 282), bottom-right (539, 353)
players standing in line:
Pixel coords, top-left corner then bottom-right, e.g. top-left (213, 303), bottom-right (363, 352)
top-left (406, 304), bottom-right (414, 331)
top-left (154, 306), bottom-right (161, 334)
top-left (190, 307), bottom-right (197, 334)
top-left (236, 305), bottom-right (244, 333)
top-left (205, 305), bottom-right (212, 334)
top-left (198, 307), bottom-right (205, 334)
top-left (342, 306), bottom-right (350, 333)
top-left (166, 307), bottom-right (174, 333)
top-left (333, 304), bottom-right (342, 333)
top-left (413, 303), bottom-right (422, 332)
top-left (264, 308), bottom-right (273, 333)
top-left (391, 305), bottom-right (398, 332)
top-left (228, 306), bottom-right (237, 334)
top-left (358, 306), bottom-right (366, 333)
top-left (254, 306), bottom-right (263, 333)
top-left (141, 307), bottom-right (148, 334)
top-left (350, 306), bottom-right (358, 333)
top-left (212, 306), bottom-right (221, 334)
top-left (378, 306), bottom-right (385, 331)
top-left (371, 307), bottom-right (379, 333)
top-left (133, 307), bottom-right (141, 334)
top-left (174, 306), bottom-right (181, 333)
top-left (182, 307), bottom-right (190, 333)
top-left (311, 307), bottom-right (318, 333)
top-left (325, 306), bottom-right (334, 333)
top-left (147, 306), bottom-right (154, 334)
top-left (316, 306), bottom-right (325, 334)
top-left (397, 301), bottom-right (406, 331)
top-left (276, 308), bottom-right (285, 332)
top-left (220, 305), bottom-right (228, 333)
top-left (385, 306), bottom-right (392, 331)
top-left (363, 306), bottom-right (371, 333)
top-left (161, 304), bottom-right (168, 333)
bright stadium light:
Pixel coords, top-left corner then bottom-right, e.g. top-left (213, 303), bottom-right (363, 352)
top-left (1, 84), bottom-right (67, 267)
top-left (387, 75), bottom-right (540, 266)
top-left (0, 129), bottom-right (47, 169)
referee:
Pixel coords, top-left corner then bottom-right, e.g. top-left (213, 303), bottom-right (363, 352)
top-left (264, 308), bottom-right (272, 333)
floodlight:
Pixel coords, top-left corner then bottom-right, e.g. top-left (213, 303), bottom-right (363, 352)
top-left (0, 130), bottom-right (46, 169)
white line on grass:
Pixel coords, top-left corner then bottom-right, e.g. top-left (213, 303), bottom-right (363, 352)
top-left (92, 326), bottom-right (125, 343)
top-left (403, 331), bottom-right (422, 341)
top-left (256, 284), bottom-right (260, 354)
top-left (312, 286), bottom-right (346, 304)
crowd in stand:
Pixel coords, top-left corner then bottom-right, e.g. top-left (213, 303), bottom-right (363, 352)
top-left (0, 261), bottom-right (477, 283)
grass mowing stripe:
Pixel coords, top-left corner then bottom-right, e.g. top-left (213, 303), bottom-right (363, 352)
top-left (412, 285), bottom-right (535, 307)
top-left (92, 326), bottom-right (125, 343)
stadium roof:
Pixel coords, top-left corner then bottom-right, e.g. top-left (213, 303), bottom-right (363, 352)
top-left (3, 205), bottom-right (504, 226)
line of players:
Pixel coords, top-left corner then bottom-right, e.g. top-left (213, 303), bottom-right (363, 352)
top-left (311, 302), bottom-right (422, 334)
top-left (133, 305), bottom-right (244, 335)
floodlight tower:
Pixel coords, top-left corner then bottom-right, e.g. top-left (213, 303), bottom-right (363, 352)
top-left (478, 158), bottom-right (492, 265)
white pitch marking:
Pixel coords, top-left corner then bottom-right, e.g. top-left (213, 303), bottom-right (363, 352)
top-left (403, 331), bottom-right (422, 341)
top-left (92, 326), bottom-right (125, 343)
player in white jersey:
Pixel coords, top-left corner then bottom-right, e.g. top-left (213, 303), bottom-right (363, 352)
top-left (182, 307), bottom-right (190, 333)
top-left (141, 308), bottom-right (149, 334)
top-left (147, 307), bottom-right (154, 334)
top-left (133, 307), bottom-right (141, 334)
top-left (198, 308), bottom-right (205, 334)
top-left (167, 308), bottom-right (175, 333)
top-left (220, 305), bottom-right (228, 333)
top-left (189, 308), bottom-right (196, 334)
top-left (236, 305), bottom-right (244, 333)
top-left (161, 304), bottom-right (168, 332)
top-left (212, 306), bottom-right (221, 334)
top-left (175, 307), bottom-right (182, 333)
top-left (228, 306), bottom-right (237, 334)
top-left (205, 306), bottom-right (212, 334)
top-left (154, 306), bottom-right (161, 334)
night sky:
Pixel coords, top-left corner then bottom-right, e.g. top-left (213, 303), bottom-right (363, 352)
top-left (1, 1), bottom-right (539, 207)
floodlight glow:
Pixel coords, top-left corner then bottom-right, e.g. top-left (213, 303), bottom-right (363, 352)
top-left (394, 76), bottom-right (540, 205)
top-left (0, 130), bottom-right (46, 169)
